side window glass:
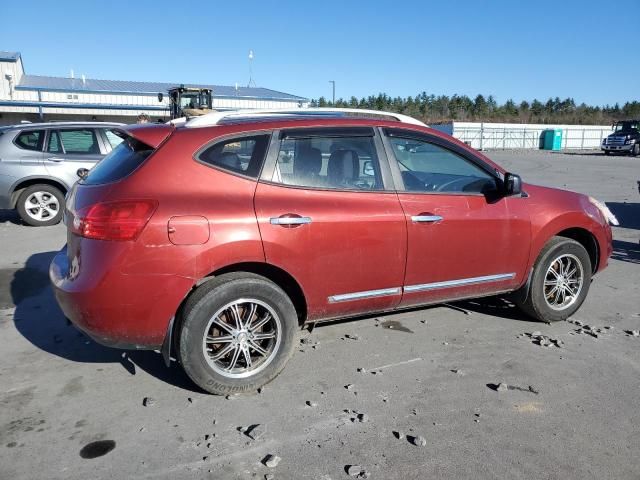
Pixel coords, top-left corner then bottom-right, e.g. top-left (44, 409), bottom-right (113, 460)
top-left (272, 134), bottom-right (383, 190)
top-left (59, 129), bottom-right (100, 154)
top-left (105, 129), bottom-right (124, 149)
top-left (198, 134), bottom-right (270, 178)
top-left (47, 131), bottom-right (62, 153)
top-left (15, 130), bottom-right (44, 151)
top-left (388, 137), bottom-right (496, 194)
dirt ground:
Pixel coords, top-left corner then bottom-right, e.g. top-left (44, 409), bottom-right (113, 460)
top-left (0, 150), bottom-right (638, 480)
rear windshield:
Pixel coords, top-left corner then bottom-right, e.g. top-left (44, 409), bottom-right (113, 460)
top-left (82, 134), bottom-right (154, 185)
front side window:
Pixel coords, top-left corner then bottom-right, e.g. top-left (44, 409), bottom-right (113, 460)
top-left (15, 130), bottom-right (44, 151)
top-left (59, 128), bottom-right (100, 154)
top-left (272, 133), bottom-right (383, 190)
top-left (198, 134), bottom-right (270, 178)
top-left (388, 136), bottom-right (496, 194)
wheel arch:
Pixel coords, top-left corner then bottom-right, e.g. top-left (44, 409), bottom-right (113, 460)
top-left (10, 176), bottom-right (69, 208)
top-left (166, 262), bottom-right (308, 366)
top-left (554, 227), bottom-right (599, 274)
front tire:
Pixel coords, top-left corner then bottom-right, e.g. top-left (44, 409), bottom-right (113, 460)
top-left (16, 184), bottom-right (65, 226)
top-left (603, 150), bottom-right (610, 156)
top-left (516, 236), bottom-right (591, 323)
top-left (178, 272), bottom-right (298, 395)
top-left (631, 143), bottom-right (640, 157)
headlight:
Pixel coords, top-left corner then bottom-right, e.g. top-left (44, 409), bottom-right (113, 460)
top-left (588, 196), bottom-right (619, 226)
top-left (625, 138), bottom-right (635, 145)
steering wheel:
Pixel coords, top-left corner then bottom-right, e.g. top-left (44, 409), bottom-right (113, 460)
top-left (435, 177), bottom-right (474, 192)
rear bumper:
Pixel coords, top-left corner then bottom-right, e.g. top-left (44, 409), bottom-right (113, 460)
top-left (49, 245), bottom-right (193, 350)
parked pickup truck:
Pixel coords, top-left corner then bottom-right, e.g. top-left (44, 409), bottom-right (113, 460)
top-left (602, 120), bottom-right (640, 156)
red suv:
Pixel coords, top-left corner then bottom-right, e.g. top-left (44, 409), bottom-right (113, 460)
top-left (50, 109), bottom-right (615, 395)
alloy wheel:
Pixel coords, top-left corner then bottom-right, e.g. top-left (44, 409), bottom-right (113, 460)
top-left (543, 254), bottom-right (584, 311)
top-left (202, 298), bottom-right (281, 379)
top-left (24, 191), bottom-right (60, 222)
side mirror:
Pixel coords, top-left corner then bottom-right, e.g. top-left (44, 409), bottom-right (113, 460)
top-left (504, 172), bottom-right (522, 196)
top-left (363, 160), bottom-right (374, 176)
top-left (157, 92), bottom-right (164, 103)
top-left (77, 168), bottom-right (89, 180)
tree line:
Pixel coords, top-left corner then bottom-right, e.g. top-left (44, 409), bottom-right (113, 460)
top-left (310, 93), bottom-right (640, 125)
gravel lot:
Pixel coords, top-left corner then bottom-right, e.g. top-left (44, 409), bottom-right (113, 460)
top-left (1, 150), bottom-right (638, 480)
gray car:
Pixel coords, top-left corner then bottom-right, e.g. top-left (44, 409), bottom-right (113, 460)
top-left (0, 122), bottom-right (124, 226)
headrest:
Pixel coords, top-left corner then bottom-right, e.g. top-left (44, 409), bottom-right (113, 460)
top-left (327, 149), bottom-right (359, 185)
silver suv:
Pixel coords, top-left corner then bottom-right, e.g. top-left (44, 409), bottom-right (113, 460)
top-left (0, 122), bottom-right (123, 226)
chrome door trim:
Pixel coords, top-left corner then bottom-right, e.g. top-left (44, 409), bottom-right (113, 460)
top-left (269, 216), bottom-right (312, 225)
top-left (411, 215), bottom-right (443, 223)
top-left (328, 287), bottom-right (401, 303)
top-left (404, 273), bottom-right (515, 293)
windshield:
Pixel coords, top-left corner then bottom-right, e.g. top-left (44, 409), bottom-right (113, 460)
top-left (180, 92), bottom-right (210, 109)
top-left (614, 121), bottom-right (639, 132)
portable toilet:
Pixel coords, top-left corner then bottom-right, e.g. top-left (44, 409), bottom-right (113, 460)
top-left (543, 129), bottom-right (563, 151)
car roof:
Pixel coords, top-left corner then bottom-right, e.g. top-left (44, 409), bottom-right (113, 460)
top-left (1, 121), bottom-right (124, 131)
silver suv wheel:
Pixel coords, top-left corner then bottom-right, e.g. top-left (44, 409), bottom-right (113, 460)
top-left (24, 191), bottom-right (60, 222)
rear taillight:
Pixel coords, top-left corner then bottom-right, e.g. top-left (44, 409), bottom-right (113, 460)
top-left (71, 200), bottom-right (157, 241)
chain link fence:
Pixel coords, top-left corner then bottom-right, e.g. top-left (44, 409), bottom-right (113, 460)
top-left (452, 125), bottom-right (613, 150)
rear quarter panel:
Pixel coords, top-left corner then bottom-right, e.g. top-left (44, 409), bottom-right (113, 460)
top-left (114, 126), bottom-right (266, 281)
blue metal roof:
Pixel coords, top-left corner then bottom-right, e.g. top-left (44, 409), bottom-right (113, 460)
top-left (16, 74), bottom-right (308, 102)
top-left (0, 51), bottom-right (21, 62)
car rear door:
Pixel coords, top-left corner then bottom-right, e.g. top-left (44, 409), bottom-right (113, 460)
top-left (12, 129), bottom-right (45, 166)
top-left (254, 126), bottom-right (407, 322)
top-left (44, 127), bottom-right (106, 188)
top-left (381, 128), bottom-right (531, 307)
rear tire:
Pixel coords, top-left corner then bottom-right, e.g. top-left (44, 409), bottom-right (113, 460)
top-left (515, 236), bottom-right (591, 323)
top-left (178, 272), bottom-right (298, 395)
top-left (16, 184), bottom-right (65, 226)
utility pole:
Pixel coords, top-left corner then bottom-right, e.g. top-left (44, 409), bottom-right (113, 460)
top-left (329, 80), bottom-right (335, 105)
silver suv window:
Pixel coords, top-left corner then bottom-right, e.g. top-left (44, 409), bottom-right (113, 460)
top-left (15, 130), bottom-right (44, 151)
top-left (58, 128), bottom-right (100, 154)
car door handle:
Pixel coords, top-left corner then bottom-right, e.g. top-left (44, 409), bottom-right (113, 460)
top-left (270, 215), bottom-right (312, 226)
top-left (46, 157), bottom-right (64, 162)
top-left (411, 214), bottom-right (443, 223)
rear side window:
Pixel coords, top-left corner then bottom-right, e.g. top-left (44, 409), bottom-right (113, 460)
top-left (15, 130), bottom-right (44, 151)
top-left (271, 132), bottom-right (383, 190)
top-left (47, 131), bottom-right (62, 153)
top-left (82, 135), bottom-right (153, 185)
top-left (59, 129), bottom-right (100, 154)
top-left (198, 134), bottom-right (270, 178)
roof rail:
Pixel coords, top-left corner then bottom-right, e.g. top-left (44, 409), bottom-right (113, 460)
top-left (175, 108), bottom-right (427, 128)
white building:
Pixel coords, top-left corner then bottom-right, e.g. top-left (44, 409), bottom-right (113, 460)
top-left (0, 51), bottom-right (309, 125)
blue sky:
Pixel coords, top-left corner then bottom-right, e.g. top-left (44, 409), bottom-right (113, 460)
top-left (2, 0), bottom-right (638, 106)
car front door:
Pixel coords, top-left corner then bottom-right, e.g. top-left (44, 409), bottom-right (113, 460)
top-left (254, 127), bottom-right (407, 322)
top-left (381, 128), bottom-right (531, 307)
top-left (44, 128), bottom-right (106, 188)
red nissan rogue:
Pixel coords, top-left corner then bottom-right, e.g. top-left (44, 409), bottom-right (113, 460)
top-left (50, 109), bottom-right (615, 395)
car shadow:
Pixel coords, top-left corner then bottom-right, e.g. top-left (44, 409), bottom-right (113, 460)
top-left (453, 296), bottom-right (535, 323)
top-left (7, 251), bottom-right (203, 393)
top-left (611, 240), bottom-right (640, 265)
top-left (607, 202), bottom-right (640, 230)
top-left (0, 209), bottom-right (22, 225)
top-left (557, 151), bottom-right (609, 157)
top-left (311, 295), bottom-right (534, 331)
